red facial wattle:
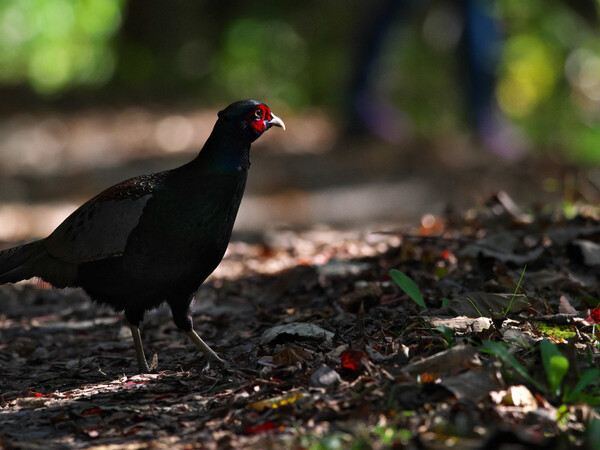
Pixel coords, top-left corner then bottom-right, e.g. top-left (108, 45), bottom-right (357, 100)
top-left (246, 105), bottom-right (272, 134)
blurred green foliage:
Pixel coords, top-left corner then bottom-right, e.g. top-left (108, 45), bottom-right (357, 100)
top-left (0, 0), bottom-right (124, 94)
top-left (496, 0), bottom-right (600, 162)
top-left (214, 18), bottom-right (309, 106)
top-left (1, 0), bottom-right (600, 162)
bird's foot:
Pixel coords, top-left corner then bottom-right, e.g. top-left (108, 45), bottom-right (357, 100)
top-left (128, 322), bottom-right (154, 373)
top-left (197, 351), bottom-right (231, 372)
top-left (185, 329), bottom-right (230, 369)
top-left (136, 352), bottom-right (158, 373)
top-left (208, 352), bottom-right (229, 367)
top-left (138, 360), bottom-right (151, 374)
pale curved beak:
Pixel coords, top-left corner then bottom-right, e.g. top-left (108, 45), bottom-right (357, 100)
top-left (268, 113), bottom-right (286, 130)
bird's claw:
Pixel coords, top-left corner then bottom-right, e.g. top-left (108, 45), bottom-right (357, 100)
top-left (196, 351), bottom-right (234, 373)
top-left (212, 354), bottom-right (230, 367)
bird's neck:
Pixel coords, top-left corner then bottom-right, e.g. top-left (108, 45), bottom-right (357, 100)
top-left (190, 121), bottom-right (251, 174)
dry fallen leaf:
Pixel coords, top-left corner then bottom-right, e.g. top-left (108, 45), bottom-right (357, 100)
top-left (310, 365), bottom-right (342, 388)
top-left (272, 344), bottom-right (314, 365)
top-left (260, 322), bottom-right (334, 344)
top-left (422, 316), bottom-right (492, 333)
top-left (440, 368), bottom-right (503, 401)
top-left (402, 344), bottom-right (482, 376)
top-left (460, 231), bottom-right (543, 264)
top-left (490, 385), bottom-right (538, 412)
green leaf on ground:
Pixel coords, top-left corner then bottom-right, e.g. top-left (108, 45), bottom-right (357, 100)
top-left (389, 269), bottom-right (426, 309)
top-left (540, 340), bottom-right (569, 397)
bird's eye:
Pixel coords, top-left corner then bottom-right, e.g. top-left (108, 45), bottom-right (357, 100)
top-left (254, 109), bottom-right (263, 119)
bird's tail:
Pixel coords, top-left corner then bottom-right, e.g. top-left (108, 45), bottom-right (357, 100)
top-left (0, 240), bottom-right (47, 284)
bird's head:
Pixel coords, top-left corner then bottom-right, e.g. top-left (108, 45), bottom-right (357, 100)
top-left (218, 100), bottom-right (285, 142)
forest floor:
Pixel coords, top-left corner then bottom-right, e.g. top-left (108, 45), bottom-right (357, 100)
top-left (1, 196), bottom-right (599, 449)
top-left (0, 107), bottom-right (600, 448)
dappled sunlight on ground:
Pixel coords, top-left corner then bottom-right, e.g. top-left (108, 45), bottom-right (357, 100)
top-left (0, 105), bottom-right (595, 245)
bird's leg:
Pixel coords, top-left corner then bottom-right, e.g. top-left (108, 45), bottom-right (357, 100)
top-left (185, 329), bottom-right (227, 366)
top-left (127, 322), bottom-right (150, 373)
top-left (170, 296), bottom-right (228, 367)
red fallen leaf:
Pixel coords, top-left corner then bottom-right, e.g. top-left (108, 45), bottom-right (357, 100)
top-left (441, 250), bottom-right (451, 259)
top-left (340, 350), bottom-right (368, 371)
top-left (587, 306), bottom-right (600, 324)
top-left (244, 421), bottom-right (276, 434)
top-left (125, 381), bottom-right (150, 386)
top-left (28, 391), bottom-right (51, 397)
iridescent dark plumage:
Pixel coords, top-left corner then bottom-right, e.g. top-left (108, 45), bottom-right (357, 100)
top-left (0, 100), bottom-right (285, 372)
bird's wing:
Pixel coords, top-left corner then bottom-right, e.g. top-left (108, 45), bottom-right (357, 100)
top-left (44, 172), bottom-right (168, 264)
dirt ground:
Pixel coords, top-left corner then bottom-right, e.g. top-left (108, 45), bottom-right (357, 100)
top-left (1, 201), bottom-right (599, 448)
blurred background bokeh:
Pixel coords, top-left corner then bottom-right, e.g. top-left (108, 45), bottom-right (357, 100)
top-left (1, 0), bottom-right (600, 243)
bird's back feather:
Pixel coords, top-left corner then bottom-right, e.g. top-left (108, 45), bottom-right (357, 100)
top-left (44, 172), bottom-right (166, 264)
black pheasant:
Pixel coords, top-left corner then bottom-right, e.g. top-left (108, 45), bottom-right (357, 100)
top-left (0, 100), bottom-right (285, 372)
